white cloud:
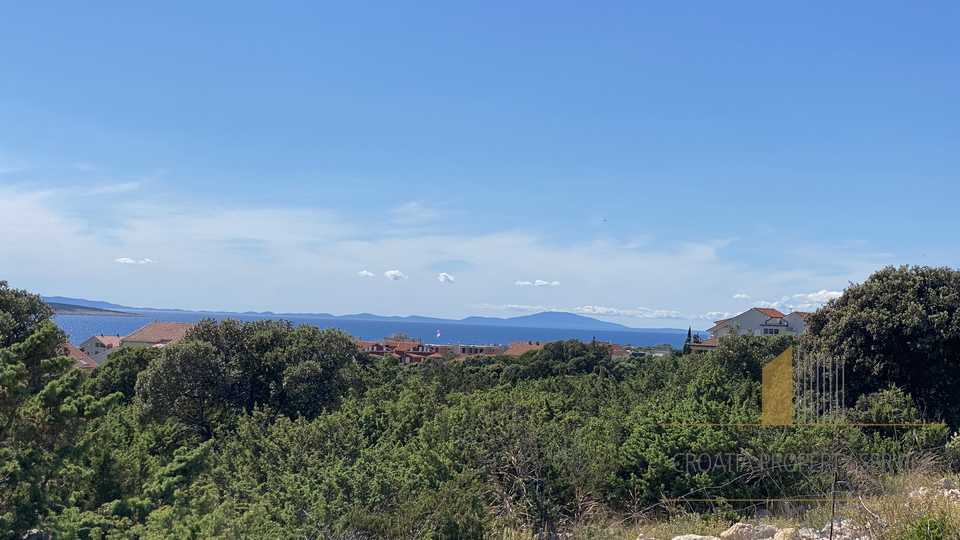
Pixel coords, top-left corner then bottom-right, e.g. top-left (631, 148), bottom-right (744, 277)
top-left (115, 258), bottom-right (155, 264)
top-left (733, 293), bottom-right (751, 300)
top-left (357, 270), bottom-right (376, 277)
top-left (0, 184), bottom-right (875, 321)
top-left (573, 305), bottom-right (732, 321)
top-left (517, 279), bottom-right (560, 287)
top-left (384, 270), bottom-right (407, 280)
top-left (140, 258), bottom-right (156, 264)
top-left (437, 272), bottom-right (455, 283)
top-left (753, 290), bottom-right (843, 313)
top-left (793, 290), bottom-right (842, 303)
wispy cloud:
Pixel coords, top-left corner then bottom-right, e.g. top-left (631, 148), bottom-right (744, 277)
top-left (437, 272), bottom-right (455, 283)
top-left (754, 290), bottom-right (842, 312)
top-left (115, 258), bottom-right (156, 264)
top-left (794, 290), bottom-right (841, 303)
top-left (733, 293), bottom-right (751, 300)
top-left (573, 305), bottom-right (728, 320)
top-left (516, 279), bottom-right (560, 286)
top-left (390, 201), bottom-right (440, 226)
top-left (0, 184), bottom-right (879, 320)
top-left (91, 181), bottom-right (146, 194)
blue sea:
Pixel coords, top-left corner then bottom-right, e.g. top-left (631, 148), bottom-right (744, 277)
top-left (53, 311), bottom-right (692, 349)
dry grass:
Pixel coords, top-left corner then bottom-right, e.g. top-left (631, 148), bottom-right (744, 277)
top-left (487, 472), bottom-right (960, 539)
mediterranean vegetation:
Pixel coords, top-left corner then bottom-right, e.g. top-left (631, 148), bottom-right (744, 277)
top-left (2, 265), bottom-right (960, 539)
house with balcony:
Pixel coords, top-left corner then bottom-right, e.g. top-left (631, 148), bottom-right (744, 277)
top-left (689, 308), bottom-right (810, 353)
top-left (709, 308), bottom-right (808, 338)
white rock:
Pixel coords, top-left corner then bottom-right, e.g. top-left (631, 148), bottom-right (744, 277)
top-left (720, 523), bottom-right (778, 540)
top-left (671, 535), bottom-right (720, 540)
top-left (772, 528), bottom-right (798, 540)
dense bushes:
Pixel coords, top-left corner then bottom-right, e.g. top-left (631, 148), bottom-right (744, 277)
top-left (2, 281), bottom-right (957, 538)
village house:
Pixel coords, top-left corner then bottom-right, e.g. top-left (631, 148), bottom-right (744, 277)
top-left (709, 308), bottom-right (809, 337)
top-left (689, 308), bottom-right (811, 354)
top-left (358, 339), bottom-right (444, 366)
top-left (78, 334), bottom-right (122, 365)
top-left (426, 343), bottom-right (508, 356)
top-left (61, 343), bottom-right (97, 370)
top-left (503, 341), bottom-right (547, 356)
top-left (121, 321), bottom-right (196, 348)
top-left (358, 334), bottom-right (507, 365)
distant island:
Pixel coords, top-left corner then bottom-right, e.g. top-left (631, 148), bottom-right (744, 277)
top-left (42, 295), bottom-right (693, 333)
top-left (47, 302), bottom-right (143, 317)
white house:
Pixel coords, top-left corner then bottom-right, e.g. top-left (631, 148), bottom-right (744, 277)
top-left (78, 334), bottom-right (123, 365)
top-left (708, 308), bottom-right (809, 338)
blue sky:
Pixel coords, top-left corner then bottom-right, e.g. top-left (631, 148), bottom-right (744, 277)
top-left (1, 1), bottom-right (958, 328)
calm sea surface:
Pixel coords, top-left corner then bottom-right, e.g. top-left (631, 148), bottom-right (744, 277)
top-left (53, 311), bottom-right (691, 348)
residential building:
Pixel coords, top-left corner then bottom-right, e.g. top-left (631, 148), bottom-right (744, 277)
top-left (121, 321), bottom-right (196, 348)
top-left (503, 341), bottom-right (547, 356)
top-left (688, 334), bottom-right (719, 355)
top-left (690, 308), bottom-right (811, 354)
top-left (426, 343), bottom-right (508, 356)
top-left (61, 343), bottom-right (97, 370)
top-left (78, 334), bottom-right (123, 365)
top-left (708, 308), bottom-right (809, 338)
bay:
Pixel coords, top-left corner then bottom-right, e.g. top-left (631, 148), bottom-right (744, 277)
top-left (54, 310), bottom-right (692, 349)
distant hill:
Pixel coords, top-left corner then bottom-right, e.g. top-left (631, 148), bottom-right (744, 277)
top-left (43, 296), bottom-right (692, 333)
top-left (47, 302), bottom-right (142, 317)
top-left (459, 311), bottom-right (633, 330)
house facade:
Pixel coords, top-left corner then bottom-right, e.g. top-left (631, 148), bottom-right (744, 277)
top-left (78, 334), bottom-right (122, 365)
top-left (688, 308), bottom-right (811, 354)
top-left (708, 308), bottom-right (808, 338)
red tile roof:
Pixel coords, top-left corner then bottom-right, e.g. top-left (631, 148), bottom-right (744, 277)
top-left (503, 341), bottom-right (546, 356)
top-left (61, 343), bottom-right (97, 369)
top-left (792, 311), bottom-right (810, 318)
top-left (713, 317), bottom-right (732, 325)
top-left (753, 308), bottom-right (786, 319)
top-left (388, 342), bottom-right (427, 352)
top-left (122, 322), bottom-right (195, 346)
top-left (90, 335), bottom-right (123, 347)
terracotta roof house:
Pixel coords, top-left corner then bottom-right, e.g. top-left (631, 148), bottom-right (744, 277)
top-left (608, 343), bottom-right (630, 360)
top-left (121, 321), bottom-right (196, 349)
top-left (707, 307), bottom-right (809, 339)
top-left (79, 334), bottom-right (123, 365)
top-left (358, 341), bottom-right (393, 356)
top-left (426, 343), bottom-right (508, 356)
top-left (61, 343), bottom-right (97, 370)
top-left (503, 341), bottom-right (546, 356)
top-left (688, 335), bottom-right (719, 355)
top-left (399, 351), bottom-right (444, 366)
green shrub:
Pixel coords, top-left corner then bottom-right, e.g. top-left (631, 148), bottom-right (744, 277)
top-left (900, 512), bottom-right (954, 540)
